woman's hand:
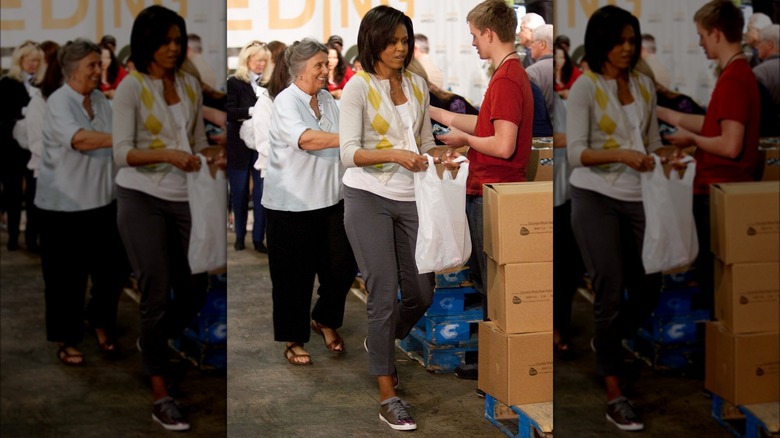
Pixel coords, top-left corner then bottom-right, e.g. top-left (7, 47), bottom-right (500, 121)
top-left (619, 150), bottom-right (656, 172)
top-left (168, 150), bottom-right (203, 172)
top-left (440, 149), bottom-right (468, 171)
top-left (436, 125), bottom-right (469, 148)
top-left (394, 150), bottom-right (430, 172)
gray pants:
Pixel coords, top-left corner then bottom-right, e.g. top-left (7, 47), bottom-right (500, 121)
top-left (343, 186), bottom-right (434, 376)
top-left (570, 186), bottom-right (661, 376)
top-left (116, 186), bottom-right (207, 376)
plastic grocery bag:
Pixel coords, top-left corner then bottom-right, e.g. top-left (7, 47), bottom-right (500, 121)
top-left (187, 155), bottom-right (228, 274)
top-left (641, 154), bottom-right (698, 274)
top-left (414, 154), bottom-right (471, 274)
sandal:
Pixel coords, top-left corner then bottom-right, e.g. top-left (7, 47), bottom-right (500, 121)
top-left (311, 320), bottom-right (345, 353)
top-left (57, 345), bottom-right (85, 366)
top-left (98, 339), bottom-right (121, 359)
top-left (284, 343), bottom-right (312, 365)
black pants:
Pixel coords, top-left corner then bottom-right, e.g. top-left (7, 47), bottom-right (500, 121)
top-left (570, 186), bottom-right (661, 376)
top-left (116, 187), bottom-right (207, 376)
top-left (1, 151), bottom-right (32, 247)
top-left (39, 202), bottom-right (129, 344)
top-left (553, 200), bottom-right (586, 340)
top-left (266, 201), bottom-right (358, 343)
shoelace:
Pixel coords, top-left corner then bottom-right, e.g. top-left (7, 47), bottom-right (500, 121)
top-left (158, 398), bottom-right (184, 421)
top-left (386, 398), bottom-right (413, 422)
top-left (611, 398), bottom-right (638, 421)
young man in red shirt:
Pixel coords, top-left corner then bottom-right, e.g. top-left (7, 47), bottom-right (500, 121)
top-left (658, 0), bottom-right (761, 304)
top-left (431, 0), bottom-right (534, 379)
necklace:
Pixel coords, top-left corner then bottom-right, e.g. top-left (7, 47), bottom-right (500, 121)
top-left (722, 51), bottom-right (744, 71)
top-left (388, 72), bottom-right (402, 95)
top-left (496, 51), bottom-right (517, 71)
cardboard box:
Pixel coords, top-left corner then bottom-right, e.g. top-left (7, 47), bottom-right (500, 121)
top-left (705, 322), bottom-right (780, 405)
top-left (758, 139), bottom-right (779, 182)
top-left (526, 144), bottom-right (553, 182)
top-left (487, 258), bottom-right (552, 334)
top-left (714, 260), bottom-right (780, 334)
top-left (710, 182), bottom-right (779, 265)
top-left (478, 321), bottom-right (552, 406)
top-left (483, 182), bottom-right (553, 264)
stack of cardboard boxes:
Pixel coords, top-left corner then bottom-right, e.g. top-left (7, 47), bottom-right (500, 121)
top-left (705, 181), bottom-right (779, 406)
top-left (478, 182), bottom-right (553, 406)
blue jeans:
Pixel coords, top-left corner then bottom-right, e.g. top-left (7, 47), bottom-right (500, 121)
top-left (466, 195), bottom-right (488, 320)
top-left (227, 162), bottom-right (265, 244)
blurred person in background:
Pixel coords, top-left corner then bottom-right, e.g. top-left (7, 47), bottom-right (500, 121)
top-left (516, 12), bottom-right (545, 68)
top-left (554, 38), bottom-right (581, 99)
top-left (226, 40), bottom-right (269, 252)
top-left (1, 41), bottom-right (42, 252)
top-left (100, 40), bottom-right (128, 99)
top-left (745, 12), bottom-right (772, 67)
top-left (413, 33), bottom-right (444, 89)
top-left (326, 41), bottom-right (354, 100)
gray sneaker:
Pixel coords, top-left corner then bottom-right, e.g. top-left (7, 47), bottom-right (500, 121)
top-left (606, 396), bottom-right (644, 431)
top-left (152, 396), bottom-right (190, 431)
top-left (379, 396), bottom-right (416, 431)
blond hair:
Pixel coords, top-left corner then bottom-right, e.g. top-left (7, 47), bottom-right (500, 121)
top-left (234, 40), bottom-right (270, 83)
top-left (8, 41), bottom-right (44, 83)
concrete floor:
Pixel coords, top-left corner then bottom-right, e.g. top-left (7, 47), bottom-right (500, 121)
top-left (226, 232), bottom-right (505, 437)
top-left (0, 230), bottom-right (226, 437)
top-left (554, 290), bottom-right (732, 437)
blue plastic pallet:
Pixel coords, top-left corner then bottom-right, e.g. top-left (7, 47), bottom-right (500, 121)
top-left (627, 334), bottom-right (704, 372)
top-left (484, 394), bottom-right (553, 438)
top-left (640, 309), bottom-right (710, 344)
top-left (426, 286), bottom-right (480, 316)
top-left (712, 394), bottom-right (780, 438)
top-left (435, 266), bottom-right (472, 288)
top-left (415, 306), bottom-right (483, 345)
top-left (397, 326), bottom-right (478, 372)
top-left (170, 335), bottom-right (226, 372)
top-left (654, 287), bottom-right (702, 316)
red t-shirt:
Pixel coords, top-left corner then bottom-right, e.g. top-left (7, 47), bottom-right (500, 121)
top-left (466, 58), bottom-right (533, 196)
top-left (100, 66), bottom-right (127, 92)
top-left (327, 67), bottom-right (354, 92)
top-left (693, 58), bottom-right (761, 195)
top-left (554, 67), bottom-right (580, 92)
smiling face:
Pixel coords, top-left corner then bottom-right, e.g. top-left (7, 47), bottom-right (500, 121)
top-left (296, 51), bottom-right (328, 94)
top-left (70, 51), bottom-right (102, 94)
top-left (20, 53), bottom-right (41, 75)
top-left (604, 24), bottom-right (635, 72)
top-left (151, 25), bottom-right (182, 72)
top-left (376, 23), bottom-right (409, 74)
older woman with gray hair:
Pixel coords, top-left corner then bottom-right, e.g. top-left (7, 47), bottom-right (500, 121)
top-left (262, 38), bottom-right (357, 365)
top-left (34, 38), bottom-right (129, 366)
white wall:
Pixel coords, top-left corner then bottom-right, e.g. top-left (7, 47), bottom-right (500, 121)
top-left (226, 0), bottom-right (491, 106)
top-left (1, 0), bottom-right (226, 91)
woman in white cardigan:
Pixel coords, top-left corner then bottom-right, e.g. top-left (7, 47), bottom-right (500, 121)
top-left (339, 5), bottom-right (461, 432)
top-left (112, 5), bottom-right (220, 432)
top-left (565, 6), bottom-right (663, 432)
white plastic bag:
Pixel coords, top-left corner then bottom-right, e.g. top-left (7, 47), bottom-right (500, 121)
top-left (641, 154), bottom-right (698, 274)
top-left (187, 155), bottom-right (228, 274)
top-left (414, 154), bottom-right (471, 274)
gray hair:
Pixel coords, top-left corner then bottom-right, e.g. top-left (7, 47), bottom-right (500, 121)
top-left (748, 12), bottom-right (772, 30)
top-left (59, 39), bottom-right (101, 80)
top-left (286, 38), bottom-right (328, 81)
top-left (760, 23), bottom-right (780, 49)
top-left (532, 24), bottom-right (553, 48)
